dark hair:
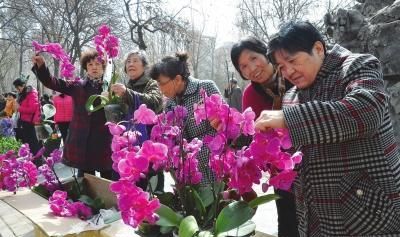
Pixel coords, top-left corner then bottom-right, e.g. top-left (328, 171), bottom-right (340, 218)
top-left (149, 52), bottom-right (191, 81)
top-left (124, 50), bottom-right (148, 73)
top-left (268, 21), bottom-right (326, 64)
top-left (231, 37), bottom-right (269, 80)
top-left (80, 48), bottom-right (107, 71)
top-left (13, 78), bottom-right (26, 87)
top-left (7, 92), bottom-right (16, 98)
top-left (42, 94), bottom-right (50, 101)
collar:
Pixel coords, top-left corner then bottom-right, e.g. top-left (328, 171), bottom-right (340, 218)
top-left (319, 44), bottom-right (351, 75)
top-left (181, 76), bottom-right (198, 97)
top-left (127, 73), bottom-right (150, 88)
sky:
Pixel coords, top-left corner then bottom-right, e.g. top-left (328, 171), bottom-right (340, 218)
top-left (167, 0), bottom-right (241, 46)
top-left (167, 0), bottom-right (354, 47)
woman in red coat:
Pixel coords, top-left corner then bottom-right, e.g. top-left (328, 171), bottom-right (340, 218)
top-left (32, 48), bottom-right (113, 179)
top-left (53, 93), bottom-right (73, 144)
top-left (230, 37), bottom-right (298, 237)
top-left (13, 78), bottom-right (41, 156)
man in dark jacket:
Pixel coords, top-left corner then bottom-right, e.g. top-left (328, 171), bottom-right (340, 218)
top-left (224, 78), bottom-right (242, 111)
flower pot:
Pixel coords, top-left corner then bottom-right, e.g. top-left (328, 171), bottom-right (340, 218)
top-left (104, 104), bottom-right (124, 123)
top-left (34, 124), bottom-right (51, 140)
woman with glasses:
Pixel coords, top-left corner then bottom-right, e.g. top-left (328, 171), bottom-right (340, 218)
top-left (149, 52), bottom-right (221, 185)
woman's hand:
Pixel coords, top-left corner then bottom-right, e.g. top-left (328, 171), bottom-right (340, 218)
top-left (255, 110), bottom-right (287, 131)
top-left (110, 83), bottom-right (127, 97)
top-left (32, 55), bottom-right (46, 68)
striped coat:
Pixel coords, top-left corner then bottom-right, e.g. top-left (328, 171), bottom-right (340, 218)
top-left (282, 45), bottom-right (400, 236)
top-left (165, 77), bottom-right (220, 185)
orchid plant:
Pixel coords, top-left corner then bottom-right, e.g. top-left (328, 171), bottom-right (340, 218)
top-left (85, 24), bottom-right (121, 113)
top-left (0, 143), bottom-right (95, 220)
top-left (107, 91), bottom-right (302, 237)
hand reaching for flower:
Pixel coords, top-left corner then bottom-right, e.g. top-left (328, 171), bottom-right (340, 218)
top-left (110, 83), bottom-right (127, 97)
top-left (255, 110), bottom-right (287, 131)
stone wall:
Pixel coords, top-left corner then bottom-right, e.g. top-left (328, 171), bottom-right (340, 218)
top-left (326, 0), bottom-right (400, 143)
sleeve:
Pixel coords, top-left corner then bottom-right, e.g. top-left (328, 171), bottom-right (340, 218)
top-left (283, 54), bottom-right (387, 147)
top-left (124, 80), bottom-right (163, 113)
top-left (32, 65), bottom-right (75, 96)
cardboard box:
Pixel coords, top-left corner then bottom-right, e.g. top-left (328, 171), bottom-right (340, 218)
top-left (0, 174), bottom-right (136, 237)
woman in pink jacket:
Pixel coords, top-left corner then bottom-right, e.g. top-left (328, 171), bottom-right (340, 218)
top-left (13, 78), bottom-right (41, 156)
top-left (53, 93), bottom-right (73, 144)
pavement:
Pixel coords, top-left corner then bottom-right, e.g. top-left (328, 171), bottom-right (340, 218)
top-left (0, 164), bottom-right (278, 237)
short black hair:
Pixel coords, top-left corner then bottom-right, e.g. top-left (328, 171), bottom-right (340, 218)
top-left (13, 78), bottom-right (26, 87)
top-left (149, 52), bottom-right (191, 81)
top-left (7, 92), bottom-right (16, 98)
top-left (231, 37), bottom-right (269, 80)
top-left (268, 21), bottom-right (326, 64)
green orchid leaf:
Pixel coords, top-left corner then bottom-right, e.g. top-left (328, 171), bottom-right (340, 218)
top-left (248, 194), bottom-right (280, 209)
top-left (160, 226), bottom-right (174, 234)
top-left (218, 220), bottom-right (256, 237)
top-left (198, 185), bottom-right (214, 207)
top-left (77, 194), bottom-right (95, 206)
top-left (197, 230), bottom-right (214, 237)
top-left (156, 204), bottom-right (183, 227)
top-left (190, 187), bottom-right (206, 217)
top-left (85, 94), bottom-right (109, 112)
top-left (179, 215), bottom-right (199, 237)
top-left (157, 192), bottom-right (175, 206)
top-left (214, 201), bottom-right (255, 236)
top-left (93, 197), bottom-right (106, 210)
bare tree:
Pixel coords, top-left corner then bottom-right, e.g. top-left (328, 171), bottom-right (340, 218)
top-left (236, 0), bottom-right (319, 42)
top-left (123, 0), bottom-right (187, 51)
top-left (236, 0), bottom-right (355, 42)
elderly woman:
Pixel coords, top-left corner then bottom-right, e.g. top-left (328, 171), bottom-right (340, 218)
top-left (149, 52), bottom-right (220, 185)
top-left (32, 48), bottom-right (113, 179)
top-left (111, 50), bottom-right (164, 190)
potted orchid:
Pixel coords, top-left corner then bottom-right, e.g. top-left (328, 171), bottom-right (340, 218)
top-left (107, 90), bottom-right (302, 236)
top-left (84, 25), bottom-right (123, 123)
top-left (0, 143), bottom-right (100, 220)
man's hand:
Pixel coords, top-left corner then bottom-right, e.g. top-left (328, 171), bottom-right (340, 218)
top-left (110, 83), bottom-right (127, 97)
top-left (255, 110), bottom-right (287, 131)
top-left (32, 55), bottom-right (46, 68)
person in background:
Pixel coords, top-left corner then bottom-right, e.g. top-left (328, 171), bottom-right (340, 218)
top-left (32, 48), bottom-right (113, 180)
top-left (224, 78), bottom-right (242, 111)
top-left (13, 78), bottom-right (41, 156)
top-left (0, 94), bottom-right (6, 112)
top-left (230, 36), bottom-right (298, 237)
top-left (149, 52), bottom-right (220, 185)
top-left (40, 93), bottom-right (53, 106)
top-left (0, 92), bottom-right (17, 118)
top-left (256, 20), bottom-right (400, 236)
top-left (110, 50), bottom-right (164, 191)
top-left (52, 93), bottom-right (73, 144)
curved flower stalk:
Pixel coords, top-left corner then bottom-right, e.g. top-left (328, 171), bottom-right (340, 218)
top-left (32, 41), bottom-right (79, 83)
top-left (85, 24), bottom-right (120, 113)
